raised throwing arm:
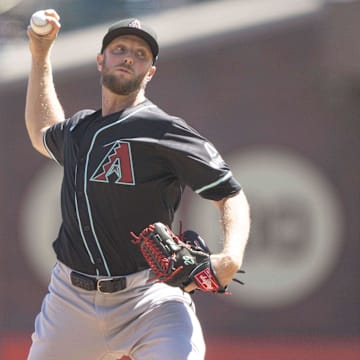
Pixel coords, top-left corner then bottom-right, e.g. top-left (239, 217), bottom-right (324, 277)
top-left (25, 9), bottom-right (64, 157)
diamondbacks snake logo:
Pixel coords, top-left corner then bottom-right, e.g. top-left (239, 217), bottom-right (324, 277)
top-left (90, 140), bottom-right (135, 185)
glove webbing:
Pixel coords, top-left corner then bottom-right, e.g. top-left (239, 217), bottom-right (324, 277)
top-left (131, 223), bottom-right (246, 292)
top-left (131, 224), bottom-right (185, 283)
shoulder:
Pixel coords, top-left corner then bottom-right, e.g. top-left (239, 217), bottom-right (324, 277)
top-left (139, 101), bottom-right (198, 134)
top-left (46, 109), bottom-right (97, 133)
top-left (67, 109), bottom-right (98, 131)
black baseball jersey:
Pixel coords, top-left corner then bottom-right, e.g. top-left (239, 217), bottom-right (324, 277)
top-left (44, 99), bottom-right (241, 276)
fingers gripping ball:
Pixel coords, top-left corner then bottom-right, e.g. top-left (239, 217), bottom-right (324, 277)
top-left (131, 222), bottom-right (227, 293)
top-left (30, 10), bottom-right (53, 35)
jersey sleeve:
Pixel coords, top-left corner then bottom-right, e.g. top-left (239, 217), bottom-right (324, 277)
top-left (159, 120), bottom-right (241, 201)
top-left (43, 120), bottom-right (68, 165)
top-left (43, 109), bottom-right (95, 165)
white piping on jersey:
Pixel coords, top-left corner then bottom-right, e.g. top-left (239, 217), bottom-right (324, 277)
top-left (74, 164), bottom-right (98, 274)
top-left (82, 104), bottom-right (157, 276)
top-left (126, 137), bottom-right (158, 143)
top-left (43, 129), bottom-right (98, 271)
top-left (74, 192), bottom-right (98, 272)
top-left (195, 171), bottom-right (233, 194)
top-left (43, 131), bottom-right (61, 166)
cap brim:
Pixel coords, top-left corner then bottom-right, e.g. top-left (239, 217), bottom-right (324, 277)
top-left (101, 27), bottom-right (159, 61)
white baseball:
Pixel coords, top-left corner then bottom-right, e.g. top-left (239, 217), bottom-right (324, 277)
top-left (30, 10), bottom-right (53, 35)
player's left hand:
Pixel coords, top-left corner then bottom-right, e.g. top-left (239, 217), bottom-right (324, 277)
top-left (183, 253), bottom-right (241, 293)
top-left (131, 222), bottom-right (244, 294)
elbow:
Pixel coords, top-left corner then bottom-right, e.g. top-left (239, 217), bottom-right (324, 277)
top-left (26, 129), bottom-right (49, 157)
top-left (30, 138), bottom-right (43, 153)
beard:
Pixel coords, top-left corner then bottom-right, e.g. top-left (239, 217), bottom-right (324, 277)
top-left (100, 60), bottom-right (148, 96)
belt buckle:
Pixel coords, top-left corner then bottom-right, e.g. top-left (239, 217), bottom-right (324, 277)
top-left (97, 278), bottom-right (113, 293)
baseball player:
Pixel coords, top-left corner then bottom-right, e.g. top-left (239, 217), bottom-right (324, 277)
top-left (25, 9), bottom-right (250, 360)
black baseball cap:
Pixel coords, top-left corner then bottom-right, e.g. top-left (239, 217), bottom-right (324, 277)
top-left (101, 18), bottom-right (159, 63)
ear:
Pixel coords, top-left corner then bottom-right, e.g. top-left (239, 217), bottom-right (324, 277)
top-left (96, 53), bottom-right (104, 72)
top-left (145, 65), bottom-right (156, 83)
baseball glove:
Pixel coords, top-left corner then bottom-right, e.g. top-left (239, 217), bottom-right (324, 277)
top-left (130, 222), bottom-right (244, 293)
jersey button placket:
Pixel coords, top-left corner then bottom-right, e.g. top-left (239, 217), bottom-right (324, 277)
top-left (75, 149), bottom-right (107, 275)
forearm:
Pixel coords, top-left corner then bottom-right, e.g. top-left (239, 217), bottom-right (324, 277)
top-left (219, 190), bottom-right (250, 265)
top-left (211, 190), bottom-right (251, 285)
top-left (25, 57), bottom-right (64, 155)
top-left (25, 10), bottom-right (63, 156)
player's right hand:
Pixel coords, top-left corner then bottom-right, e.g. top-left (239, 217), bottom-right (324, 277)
top-left (27, 9), bottom-right (61, 60)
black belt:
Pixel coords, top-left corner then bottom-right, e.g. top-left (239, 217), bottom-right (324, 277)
top-left (70, 271), bottom-right (127, 293)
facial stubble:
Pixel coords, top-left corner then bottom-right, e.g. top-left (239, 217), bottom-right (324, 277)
top-left (100, 55), bottom-right (149, 96)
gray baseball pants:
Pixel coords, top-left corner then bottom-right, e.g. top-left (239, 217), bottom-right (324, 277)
top-left (27, 261), bottom-right (205, 360)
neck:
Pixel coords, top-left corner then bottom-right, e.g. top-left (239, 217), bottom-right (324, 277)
top-left (101, 87), bottom-right (146, 116)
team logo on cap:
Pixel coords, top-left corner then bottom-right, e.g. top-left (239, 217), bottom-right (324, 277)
top-left (128, 19), bottom-right (142, 29)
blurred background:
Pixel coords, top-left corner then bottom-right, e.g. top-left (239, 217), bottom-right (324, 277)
top-left (0, 0), bottom-right (359, 359)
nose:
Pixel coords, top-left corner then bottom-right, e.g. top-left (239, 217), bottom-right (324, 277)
top-left (123, 56), bottom-right (134, 65)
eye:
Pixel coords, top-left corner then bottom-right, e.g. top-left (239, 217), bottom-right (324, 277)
top-left (135, 49), bottom-right (146, 59)
top-left (112, 45), bottom-right (126, 55)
